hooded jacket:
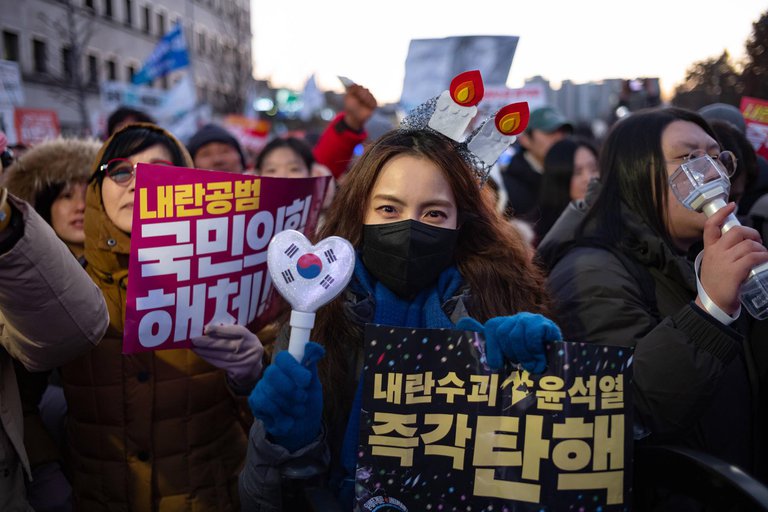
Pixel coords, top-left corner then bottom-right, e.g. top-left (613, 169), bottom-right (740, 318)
top-left (1, 137), bottom-right (101, 474)
top-left (59, 124), bottom-right (248, 511)
top-left (537, 197), bottom-right (758, 474)
top-left (2, 137), bottom-right (100, 205)
top-left (0, 195), bottom-right (108, 512)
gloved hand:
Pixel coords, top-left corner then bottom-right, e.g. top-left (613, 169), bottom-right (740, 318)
top-left (190, 323), bottom-right (264, 391)
top-left (28, 461), bottom-right (72, 512)
top-left (456, 313), bottom-right (562, 373)
top-left (248, 341), bottom-right (325, 453)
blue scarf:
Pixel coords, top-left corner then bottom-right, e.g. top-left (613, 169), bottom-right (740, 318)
top-left (335, 256), bottom-right (463, 509)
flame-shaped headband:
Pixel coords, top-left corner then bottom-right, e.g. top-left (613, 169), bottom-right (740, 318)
top-left (401, 69), bottom-right (530, 185)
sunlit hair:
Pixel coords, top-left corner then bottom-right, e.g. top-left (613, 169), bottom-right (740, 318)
top-left (580, 107), bottom-right (717, 248)
top-left (313, 128), bottom-right (552, 421)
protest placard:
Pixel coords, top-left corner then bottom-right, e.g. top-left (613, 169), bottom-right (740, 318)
top-left (124, 163), bottom-right (329, 353)
top-left (741, 96), bottom-right (768, 161)
top-left (356, 325), bottom-right (633, 511)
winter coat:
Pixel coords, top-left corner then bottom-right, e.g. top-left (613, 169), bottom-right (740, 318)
top-left (239, 279), bottom-right (471, 511)
top-left (59, 125), bottom-right (248, 511)
top-left (0, 195), bottom-right (107, 512)
top-left (1, 136), bottom-right (101, 473)
top-left (1, 136), bottom-right (100, 205)
top-left (312, 114), bottom-right (368, 179)
top-left (537, 198), bottom-right (758, 474)
top-left (500, 149), bottom-right (542, 219)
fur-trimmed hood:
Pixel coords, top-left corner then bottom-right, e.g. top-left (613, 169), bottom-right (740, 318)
top-left (1, 137), bottom-right (101, 204)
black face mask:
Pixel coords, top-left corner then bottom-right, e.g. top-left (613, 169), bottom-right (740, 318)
top-left (361, 220), bottom-right (459, 299)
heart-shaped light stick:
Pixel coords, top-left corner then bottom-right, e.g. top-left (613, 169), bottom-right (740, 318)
top-left (267, 230), bottom-right (355, 361)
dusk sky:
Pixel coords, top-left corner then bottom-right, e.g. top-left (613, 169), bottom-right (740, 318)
top-left (251, 0), bottom-right (764, 104)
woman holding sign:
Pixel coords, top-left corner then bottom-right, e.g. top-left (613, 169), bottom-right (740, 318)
top-left (241, 72), bottom-right (563, 511)
top-left (59, 123), bottom-right (265, 511)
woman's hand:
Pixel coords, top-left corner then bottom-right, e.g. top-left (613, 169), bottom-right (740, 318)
top-left (457, 313), bottom-right (562, 373)
top-left (191, 323), bottom-right (265, 391)
top-left (698, 203), bottom-right (768, 316)
top-left (248, 342), bottom-right (325, 452)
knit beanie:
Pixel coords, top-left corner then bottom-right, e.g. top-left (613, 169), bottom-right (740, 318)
top-left (187, 123), bottom-right (247, 169)
top-left (698, 103), bottom-right (746, 135)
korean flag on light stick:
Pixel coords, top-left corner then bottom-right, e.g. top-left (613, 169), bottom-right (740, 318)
top-left (267, 230), bottom-right (355, 361)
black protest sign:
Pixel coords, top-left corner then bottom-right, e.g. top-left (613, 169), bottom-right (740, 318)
top-left (355, 324), bottom-right (633, 512)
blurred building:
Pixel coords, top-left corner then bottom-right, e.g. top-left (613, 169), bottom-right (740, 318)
top-left (0, 0), bottom-right (252, 135)
top-left (524, 76), bottom-right (662, 134)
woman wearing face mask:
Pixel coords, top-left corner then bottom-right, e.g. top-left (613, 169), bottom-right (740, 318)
top-left (59, 123), bottom-right (264, 511)
top-left (240, 126), bottom-right (562, 511)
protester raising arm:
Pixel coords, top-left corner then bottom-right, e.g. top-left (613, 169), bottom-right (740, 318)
top-left (0, 157), bottom-right (108, 511)
top-left (0, 191), bottom-right (107, 369)
top-left (312, 83), bottom-right (378, 179)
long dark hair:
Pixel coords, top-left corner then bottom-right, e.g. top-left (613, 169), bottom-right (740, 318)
top-left (35, 182), bottom-right (71, 224)
top-left (579, 107), bottom-right (717, 248)
top-left (313, 129), bottom-right (552, 417)
top-left (536, 137), bottom-right (599, 241)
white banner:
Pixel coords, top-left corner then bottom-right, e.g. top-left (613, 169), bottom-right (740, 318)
top-left (100, 80), bottom-right (166, 113)
top-left (0, 60), bottom-right (24, 106)
top-left (400, 36), bottom-right (519, 111)
top-left (478, 84), bottom-right (548, 118)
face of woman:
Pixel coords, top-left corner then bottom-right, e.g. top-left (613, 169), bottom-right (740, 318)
top-left (364, 155), bottom-right (458, 229)
top-left (101, 144), bottom-right (172, 234)
top-left (662, 120), bottom-right (721, 250)
top-left (258, 147), bottom-right (310, 178)
top-left (569, 146), bottom-right (599, 201)
top-left (51, 181), bottom-right (87, 244)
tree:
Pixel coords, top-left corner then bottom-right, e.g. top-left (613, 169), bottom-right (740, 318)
top-left (671, 51), bottom-right (742, 110)
top-left (195, 1), bottom-right (253, 115)
top-left (37, 0), bottom-right (97, 135)
top-left (742, 9), bottom-right (768, 99)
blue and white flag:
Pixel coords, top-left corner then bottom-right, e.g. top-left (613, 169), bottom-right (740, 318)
top-left (132, 23), bottom-right (190, 85)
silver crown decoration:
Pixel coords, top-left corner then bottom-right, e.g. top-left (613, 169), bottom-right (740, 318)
top-left (400, 70), bottom-right (530, 185)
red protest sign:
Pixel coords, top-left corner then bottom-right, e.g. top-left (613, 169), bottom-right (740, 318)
top-left (741, 96), bottom-right (768, 160)
top-left (14, 108), bottom-right (60, 145)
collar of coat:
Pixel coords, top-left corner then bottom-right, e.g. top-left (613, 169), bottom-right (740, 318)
top-left (537, 196), bottom-right (696, 292)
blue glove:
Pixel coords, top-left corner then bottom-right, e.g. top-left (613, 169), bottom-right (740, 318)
top-left (248, 341), bottom-right (325, 452)
top-left (456, 313), bottom-right (561, 373)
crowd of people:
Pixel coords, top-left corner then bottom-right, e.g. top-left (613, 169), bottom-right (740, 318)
top-left (0, 71), bottom-right (767, 512)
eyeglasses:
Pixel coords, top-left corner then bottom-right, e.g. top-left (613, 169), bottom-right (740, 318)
top-left (667, 149), bottom-right (737, 178)
top-left (99, 158), bottom-right (173, 185)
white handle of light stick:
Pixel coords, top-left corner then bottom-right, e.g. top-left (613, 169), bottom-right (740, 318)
top-left (702, 198), bottom-right (741, 233)
top-left (287, 310), bottom-right (316, 362)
